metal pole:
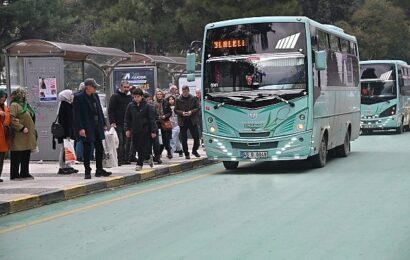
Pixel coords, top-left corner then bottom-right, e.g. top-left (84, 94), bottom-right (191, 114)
top-left (5, 54), bottom-right (11, 100)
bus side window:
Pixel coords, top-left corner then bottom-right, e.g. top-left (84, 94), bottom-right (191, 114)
top-left (318, 30), bottom-right (329, 50)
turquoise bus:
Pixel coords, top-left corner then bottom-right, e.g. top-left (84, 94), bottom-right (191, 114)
top-left (187, 16), bottom-right (361, 169)
top-left (360, 60), bottom-right (410, 134)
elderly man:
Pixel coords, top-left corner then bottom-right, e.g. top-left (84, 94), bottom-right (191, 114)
top-left (175, 86), bottom-right (200, 159)
top-left (108, 80), bottom-right (132, 165)
top-left (73, 78), bottom-right (112, 179)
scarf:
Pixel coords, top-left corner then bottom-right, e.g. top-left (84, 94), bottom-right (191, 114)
top-left (10, 97), bottom-right (35, 118)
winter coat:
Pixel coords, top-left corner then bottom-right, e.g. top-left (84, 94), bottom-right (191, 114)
top-left (0, 105), bottom-right (10, 152)
top-left (57, 101), bottom-right (75, 143)
top-left (9, 103), bottom-right (37, 151)
top-left (73, 91), bottom-right (106, 142)
top-left (174, 94), bottom-right (200, 127)
top-left (153, 99), bottom-right (172, 130)
top-left (124, 100), bottom-right (157, 134)
top-left (108, 89), bottom-right (132, 126)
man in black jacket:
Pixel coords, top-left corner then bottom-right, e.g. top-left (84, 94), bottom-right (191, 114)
top-left (124, 88), bottom-right (157, 171)
top-left (108, 80), bottom-right (132, 165)
top-left (73, 78), bottom-right (112, 179)
top-left (175, 86), bottom-right (200, 159)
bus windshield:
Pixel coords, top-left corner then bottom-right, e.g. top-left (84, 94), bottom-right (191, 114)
top-left (205, 53), bottom-right (306, 93)
top-left (204, 22), bottom-right (307, 94)
top-left (360, 63), bottom-right (397, 103)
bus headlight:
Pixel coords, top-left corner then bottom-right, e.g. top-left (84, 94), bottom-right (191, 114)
top-left (297, 124), bottom-right (304, 130)
top-left (209, 126), bottom-right (216, 133)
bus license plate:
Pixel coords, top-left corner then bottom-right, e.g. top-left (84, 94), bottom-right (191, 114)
top-left (240, 151), bottom-right (268, 159)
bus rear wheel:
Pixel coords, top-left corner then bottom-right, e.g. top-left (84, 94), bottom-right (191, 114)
top-left (223, 161), bottom-right (239, 170)
top-left (334, 131), bottom-right (350, 157)
top-left (310, 136), bottom-right (327, 168)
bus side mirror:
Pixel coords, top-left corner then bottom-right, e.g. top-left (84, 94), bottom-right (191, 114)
top-left (315, 50), bottom-right (327, 71)
top-left (186, 53), bottom-right (196, 82)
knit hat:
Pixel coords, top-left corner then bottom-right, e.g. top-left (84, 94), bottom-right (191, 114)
top-left (0, 89), bottom-right (7, 99)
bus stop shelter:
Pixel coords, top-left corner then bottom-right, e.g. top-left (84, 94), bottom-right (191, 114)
top-left (3, 39), bottom-right (130, 160)
top-left (113, 52), bottom-right (187, 96)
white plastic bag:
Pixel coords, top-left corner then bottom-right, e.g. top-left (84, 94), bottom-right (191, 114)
top-left (63, 139), bottom-right (76, 164)
top-left (102, 128), bottom-right (119, 168)
top-left (158, 129), bottom-right (163, 145)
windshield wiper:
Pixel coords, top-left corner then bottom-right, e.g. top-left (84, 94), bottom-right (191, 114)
top-left (251, 93), bottom-right (295, 107)
top-left (205, 93), bottom-right (235, 109)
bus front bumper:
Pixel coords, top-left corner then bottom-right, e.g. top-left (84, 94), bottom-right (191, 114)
top-left (360, 115), bottom-right (399, 130)
top-left (203, 131), bottom-right (312, 162)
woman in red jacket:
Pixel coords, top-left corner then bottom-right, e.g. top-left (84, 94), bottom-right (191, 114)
top-left (0, 90), bottom-right (11, 182)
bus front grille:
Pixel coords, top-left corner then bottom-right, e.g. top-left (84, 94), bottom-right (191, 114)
top-left (239, 132), bottom-right (271, 138)
top-left (231, 142), bottom-right (278, 150)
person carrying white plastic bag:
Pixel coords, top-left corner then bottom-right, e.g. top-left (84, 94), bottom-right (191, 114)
top-left (103, 127), bottom-right (119, 168)
top-left (63, 138), bottom-right (77, 165)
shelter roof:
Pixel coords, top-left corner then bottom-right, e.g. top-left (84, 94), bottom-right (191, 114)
top-left (4, 39), bottom-right (130, 69)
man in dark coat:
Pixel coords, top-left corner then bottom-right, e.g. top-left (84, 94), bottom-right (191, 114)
top-left (73, 78), bottom-right (112, 179)
top-left (175, 86), bottom-right (200, 159)
top-left (124, 88), bottom-right (157, 171)
top-left (108, 80), bottom-right (132, 165)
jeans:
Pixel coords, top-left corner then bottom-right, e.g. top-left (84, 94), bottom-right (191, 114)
top-left (75, 140), bottom-right (94, 160)
top-left (180, 120), bottom-right (200, 155)
top-left (115, 125), bottom-right (131, 162)
top-left (132, 132), bottom-right (150, 167)
top-left (83, 139), bottom-right (104, 173)
top-left (170, 126), bottom-right (182, 152)
top-left (10, 150), bottom-right (31, 178)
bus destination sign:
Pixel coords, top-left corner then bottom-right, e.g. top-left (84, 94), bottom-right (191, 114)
top-left (212, 39), bottom-right (247, 49)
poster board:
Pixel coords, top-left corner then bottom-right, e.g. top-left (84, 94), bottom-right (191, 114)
top-left (39, 77), bottom-right (58, 102)
top-left (113, 67), bottom-right (157, 97)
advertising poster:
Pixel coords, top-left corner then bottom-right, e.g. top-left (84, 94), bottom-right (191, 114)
top-left (39, 77), bottom-right (57, 102)
top-left (113, 67), bottom-right (156, 97)
top-left (178, 74), bottom-right (202, 96)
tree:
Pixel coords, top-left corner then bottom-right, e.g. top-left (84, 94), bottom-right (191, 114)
top-left (341, 0), bottom-right (410, 62)
top-left (300, 0), bottom-right (364, 23)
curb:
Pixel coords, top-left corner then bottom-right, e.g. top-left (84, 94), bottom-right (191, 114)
top-left (0, 158), bottom-right (215, 215)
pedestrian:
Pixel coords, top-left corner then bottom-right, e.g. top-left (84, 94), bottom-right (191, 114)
top-left (167, 95), bottom-right (183, 157)
top-left (165, 84), bottom-right (179, 99)
top-left (0, 90), bottom-right (10, 182)
top-left (195, 88), bottom-right (203, 146)
top-left (9, 88), bottom-right (36, 180)
top-left (143, 91), bottom-right (161, 164)
top-left (73, 78), bottom-right (112, 179)
top-left (74, 82), bottom-right (94, 162)
top-left (153, 89), bottom-right (173, 159)
top-left (56, 89), bottom-right (78, 174)
top-left (175, 85), bottom-right (201, 159)
top-left (124, 88), bottom-right (157, 171)
top-left (108, 80), bottom-right (132, 165)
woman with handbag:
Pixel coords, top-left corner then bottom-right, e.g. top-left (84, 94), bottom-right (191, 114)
top-left (56, 89), bottom-right (78, 174)
top-left (153, 89), bottom-right (173, 159)
top-left (9, 88), bottom-right (37, 180)
top-left (0, 90), bottom-right (10, 182)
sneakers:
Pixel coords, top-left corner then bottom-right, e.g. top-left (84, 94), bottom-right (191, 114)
top-left (167, 151), bottom-right (173, 159)
top-left (95, 169), bottom-right (112, 177)
top-left (21, 174), bottom-right (34, 179)
top-left (58, 167), bottom-right (79, 175)
top-left (135, 165), bottom-right (142, 171)
top-left (185, 153), bottom-right (190, 159)
top-left (179, 151), bottom-right (183, 157)
top-left (192, 151), bottom-right (201, 158)
top-left (153, 157), bottom-right (162, 164)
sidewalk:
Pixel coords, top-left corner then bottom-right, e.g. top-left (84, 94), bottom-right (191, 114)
top-left (0, 145), bottom-right (213, 215)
